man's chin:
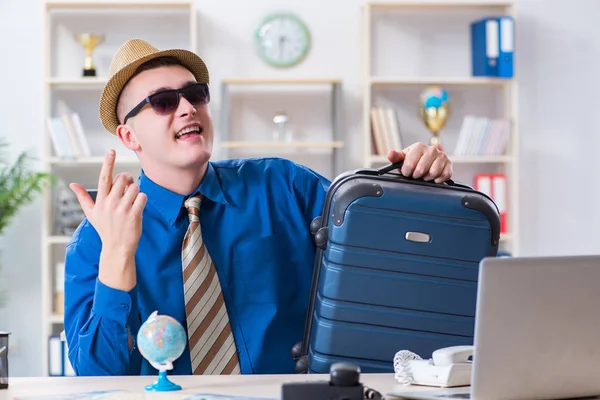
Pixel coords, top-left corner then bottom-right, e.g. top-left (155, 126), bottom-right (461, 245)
top-left (177, 150), bottom-right (212, 168)
top-left (138, 146), bottom-right (211, 169)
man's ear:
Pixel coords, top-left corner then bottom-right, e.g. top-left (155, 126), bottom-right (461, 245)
top-left (116, 124), bottom-right (141, 151)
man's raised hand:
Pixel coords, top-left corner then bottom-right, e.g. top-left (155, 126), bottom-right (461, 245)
top-left (69, 149), bottom-right (147, 291)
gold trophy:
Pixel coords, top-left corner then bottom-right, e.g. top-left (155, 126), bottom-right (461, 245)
top-left (73, 33), bottom-right (105, 77)
top-left (419, 86), bottom-right (449, 150)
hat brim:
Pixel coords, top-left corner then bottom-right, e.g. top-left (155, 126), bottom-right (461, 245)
top-left (99, 48), bottom-right (210, 135)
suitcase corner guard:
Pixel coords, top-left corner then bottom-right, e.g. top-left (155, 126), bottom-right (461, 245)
top-left (291, 341), bottom-right (308, 374)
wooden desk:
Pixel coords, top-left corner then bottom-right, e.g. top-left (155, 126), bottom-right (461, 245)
top-left (0, 373), bottom-right (435, 399)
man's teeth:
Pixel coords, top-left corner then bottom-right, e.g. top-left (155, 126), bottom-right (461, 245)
top-left (176, 126), bottom-right (200, 138)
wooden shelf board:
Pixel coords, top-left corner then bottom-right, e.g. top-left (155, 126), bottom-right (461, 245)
top-left (48, 77), bottom-right (341, 88)
top-left (47, 236), bottom-right (71, 245)
top-left (369, 155), bottom-right (512, 164)
top-left (48, 157), bottom-right (140, 165)
top-left (367, 0), bottom-right (514, 10)
top-left (370, 76), bottom-right (512, 86)
top-left (222, 78), bottom-right (341, 86)
top-left (48, 314), bottom-right (64, 324)
top-left (47, 77), bottom-right (107, 85)
top-left (221, 141), bottom-right (344, 149)
top-left (46, 0), bottom-right (193, 9)
top-left (449, 155), bottom-right (513, 163)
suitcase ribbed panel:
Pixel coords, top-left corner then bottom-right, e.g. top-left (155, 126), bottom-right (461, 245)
top-left (326, 242), bottom-right (480, 282)
top-left (308, 348), bottom-right (394, 374)
top-left (331, 202), bottom-right (494, 263)
top-left (315, 289), bottom-right (475, 337)
top-left (319, 252), bottom-right (478, 316)
top-left (309, 314), bottom-right (474, 373)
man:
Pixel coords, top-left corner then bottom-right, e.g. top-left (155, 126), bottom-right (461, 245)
top-left (64, 38), bottom-right (453, 377)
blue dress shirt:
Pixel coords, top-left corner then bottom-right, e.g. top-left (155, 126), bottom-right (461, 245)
top-left (63, 157), bottom-right (330, 376)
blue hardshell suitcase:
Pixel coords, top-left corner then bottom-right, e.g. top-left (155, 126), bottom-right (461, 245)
top-left (291, 162), bottom-right (501, 374)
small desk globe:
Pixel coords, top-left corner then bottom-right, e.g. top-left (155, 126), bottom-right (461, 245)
top-left (137, 310), bottom-right (187, 392)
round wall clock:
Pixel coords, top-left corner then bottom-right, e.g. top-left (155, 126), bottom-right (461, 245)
top-left (255, 12), bottom-right (311, 68)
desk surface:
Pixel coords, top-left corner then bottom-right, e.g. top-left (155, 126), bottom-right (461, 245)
top-left (0, 373), bottom-right (434, 399)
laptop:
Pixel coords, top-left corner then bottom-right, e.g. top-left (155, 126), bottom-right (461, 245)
top-left (390, 254), bottom-right (600, 400)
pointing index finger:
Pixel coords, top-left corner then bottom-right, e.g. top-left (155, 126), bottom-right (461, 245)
top-left (97, 149), bottom-right (116, 202)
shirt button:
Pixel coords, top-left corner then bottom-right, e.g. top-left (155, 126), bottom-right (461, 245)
top-left (121, 304), bottom-right (130, 311)
top-left (236, 346), bottom-right (240, 353)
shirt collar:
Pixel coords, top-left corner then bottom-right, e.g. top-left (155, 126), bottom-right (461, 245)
top-left (139, 162), bottom-right (230, 226)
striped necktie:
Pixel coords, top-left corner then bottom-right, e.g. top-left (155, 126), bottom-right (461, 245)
top-left (181, 194), bottom-right (241, 375)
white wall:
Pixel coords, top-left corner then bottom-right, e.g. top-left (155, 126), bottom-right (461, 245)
top-left (516, 0), bottom-right (600, 255)
top-left (0, 0), bottom-right (48, 379)
top-left (0, 0), bottom-right (598, 377)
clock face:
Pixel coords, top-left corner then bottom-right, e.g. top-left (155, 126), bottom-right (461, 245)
top-left (255, 13), bottom-right (310, 68)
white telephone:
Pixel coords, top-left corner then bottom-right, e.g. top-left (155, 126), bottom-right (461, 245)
top-left (393, 345), bottom-right (473, 388)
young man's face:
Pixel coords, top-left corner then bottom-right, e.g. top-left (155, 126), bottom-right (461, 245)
top-left (116, 64), bottom-right (214, 171)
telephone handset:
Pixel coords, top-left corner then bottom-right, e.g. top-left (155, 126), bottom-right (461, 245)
top-left (394, 345), bottom-right (474, 388)
top-left (432, 345), bottom-right (473, 366)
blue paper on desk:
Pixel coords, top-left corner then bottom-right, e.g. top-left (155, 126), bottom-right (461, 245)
top-left (183, 395), bottom-right (277, 400)
top-left (13, 391), bottom-right (278, 400)
top-left (13, 391), bottom-right (126, 400)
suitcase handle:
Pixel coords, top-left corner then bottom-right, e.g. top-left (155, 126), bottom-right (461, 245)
top-left (375, 162), bottom-right (456, 186)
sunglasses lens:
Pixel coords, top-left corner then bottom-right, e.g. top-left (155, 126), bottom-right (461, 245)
top-left (183, 84), bottom-right (210, 105)
top-left (149, 91), bottom-right (179, 114)
top-left (146, 84), bottom-right (209, 115)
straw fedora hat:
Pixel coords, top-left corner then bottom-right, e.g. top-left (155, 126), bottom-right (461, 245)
top-left (99, 38), bottom-right (209, 134)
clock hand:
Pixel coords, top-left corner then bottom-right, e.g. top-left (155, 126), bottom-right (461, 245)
top-left (279, 36), bottom-right (284, 59)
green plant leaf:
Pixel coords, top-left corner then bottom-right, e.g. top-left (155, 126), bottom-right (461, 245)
top-left (0, 137), bottom-right (53, 308)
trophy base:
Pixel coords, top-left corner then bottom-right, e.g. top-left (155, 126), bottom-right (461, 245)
top-left (82, 68), bottom-right (97, 77)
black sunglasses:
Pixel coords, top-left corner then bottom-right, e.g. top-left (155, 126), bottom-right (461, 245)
top-left (123, 83), bottom-right (210, 124)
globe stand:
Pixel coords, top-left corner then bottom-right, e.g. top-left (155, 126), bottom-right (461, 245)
top-left (145, 370), bottom-right (182, 392)
top-left (137, 310), bottom-right (187, 393)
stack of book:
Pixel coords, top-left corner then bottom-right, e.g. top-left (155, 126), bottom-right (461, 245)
top-left (453, 115), bottom-right (511, 156)
top-left (370, 106), bottom-right (403, 156)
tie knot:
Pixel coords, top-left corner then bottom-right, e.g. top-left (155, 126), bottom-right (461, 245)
top-left (184, 194), bottom-right (202, 222)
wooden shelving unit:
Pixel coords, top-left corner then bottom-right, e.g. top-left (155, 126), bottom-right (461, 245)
top-left (218, 78), bottom-right (344, 179)
top-left (41, 0), bottom-right (197, 376)
top-left (362, 0), bottom-right (519, 256)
